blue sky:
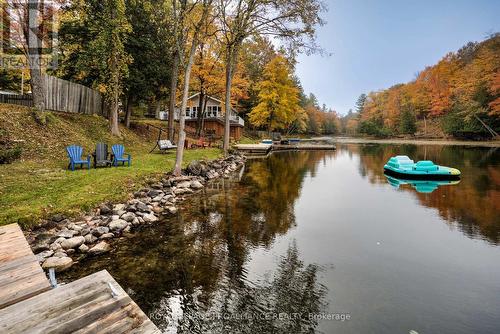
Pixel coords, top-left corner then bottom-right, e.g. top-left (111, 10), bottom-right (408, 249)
top-left (295, 0), bottom-right (500, 115)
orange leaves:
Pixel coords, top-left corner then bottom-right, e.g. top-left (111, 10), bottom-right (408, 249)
top-left (488, 70), bottom-right (500, 116)
top-left (359, 34), bottom-right (500, 130)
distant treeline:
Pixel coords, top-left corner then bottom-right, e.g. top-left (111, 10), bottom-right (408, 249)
top-left (342, 34), bottom-right (500, 139)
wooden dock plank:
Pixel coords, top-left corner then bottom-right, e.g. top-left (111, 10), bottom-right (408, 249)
top-left (0, 224), bottom-right (51, 309)
top-left (0, 270), bottom-right (161, 334)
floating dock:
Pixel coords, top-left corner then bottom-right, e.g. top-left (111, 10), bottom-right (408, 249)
top-left (0, 224), bottom-right (160, 333)
top-left (272, 144), bottom-right (336, 151)
top-left (235, 143), bottom-right (336, 156)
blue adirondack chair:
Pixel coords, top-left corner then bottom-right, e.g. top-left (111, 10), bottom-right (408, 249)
top-left (111, 144), bottom-right (131, 167)
top-left (66, 145), bottom-right (91, 171)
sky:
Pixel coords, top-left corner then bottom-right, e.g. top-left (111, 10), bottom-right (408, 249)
top-left (295, 0), bottom-right (500, 115)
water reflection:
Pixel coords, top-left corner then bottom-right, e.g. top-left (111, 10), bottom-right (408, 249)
top-left (63, 151), bottom-right (330, 333)
top-left (348, 144), bottom-right (500, 244)
top-left (384, 174), bottom-right (461, 193)
top-left (62, 145), bottom-right (500, 333)
top-left (152, 243), bottom-right (328, 334)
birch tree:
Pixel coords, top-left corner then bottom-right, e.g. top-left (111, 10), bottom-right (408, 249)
top-left (172, 0), bottom-right (214, 176)
top-left (217, 0), bottom-right (325, 154)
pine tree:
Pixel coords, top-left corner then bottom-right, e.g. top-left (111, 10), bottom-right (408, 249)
top-left (355, 94), bottom-right (367, 114)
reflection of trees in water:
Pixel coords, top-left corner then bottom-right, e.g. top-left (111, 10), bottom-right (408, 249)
top-left (63, 151), bottom-right (329, 332)
top-left (159, 242), bottom-right (328, 334)
top-left (352, 143), bottom-right (500, 244)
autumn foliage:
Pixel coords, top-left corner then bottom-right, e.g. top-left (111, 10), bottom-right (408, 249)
top-left (357, 34), bottom-right (500, 138)
top-left (249, 55), bottom-right (306, 132)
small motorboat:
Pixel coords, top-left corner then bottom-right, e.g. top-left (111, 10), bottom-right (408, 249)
top-left (383, 156), bottom-right (461, 180)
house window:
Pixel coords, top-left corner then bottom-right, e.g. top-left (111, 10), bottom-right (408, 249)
top-left (192, 106), bottom-right (198, 118)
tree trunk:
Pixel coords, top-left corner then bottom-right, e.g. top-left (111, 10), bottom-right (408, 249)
top-left (223, 50), bottom-right (235, 155)
top-left (196, 91), bottom-right (205, 136)
top-left (173, 41), bottom-right (197, 176)
top-left (168, 52), bottom-right (180, 141)
top-left (155, 99), bottom-right (161, 119)
top-left (109, 51), bottom-right (120, 136)
top-left (124, 95), bottom-right (133, 128)
top-left (27, 0), bottom-right (45, 111)
top-left (109, 90), bottom-right (120, 136)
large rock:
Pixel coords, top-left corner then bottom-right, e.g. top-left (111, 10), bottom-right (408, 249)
top-left (109, 219), bottom-right (128, 232)
top-left (85, 234), bottom-right (97, 244)
top-left (42, 256), bottom-right (73, 272)
top-left (88, 241), bottom-right (111, 255)
top-left (143, 213), bottom-right (158, 223)
top-left (177, 181), bottom-right (191, 188)
top-left (190, 180), bottom-right (204, 190)
top-left (60, 236), bottom-right (85, 250)
top-left (166, 206), bottom-right (178, 215)
top-left (100, 233), bottom-right (114, 240)
top-left (78, 244), bottom-right (89, 253)
top-left (93, 226), bottom-right (110, 236)
top-left (35, 250), bottom-right (54, 263)
top-left (121, 212), bottom-right (136, 222)
top-left (99, 203), bottom-right (112, 215)
top-left (136, 202), bottom-right (150, 212)
top-left (186, 160), bottom-right (204, 176)
top-left (56, 230), bottom-right (76, 238)
top-left (148, 189), bottom-right (162, 197)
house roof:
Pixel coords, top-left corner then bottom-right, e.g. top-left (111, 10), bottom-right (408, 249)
top-left (186, 93), bottom-right (238, 113)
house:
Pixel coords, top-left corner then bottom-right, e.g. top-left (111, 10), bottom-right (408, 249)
top-left (159, 93), bottom-right (245, 140)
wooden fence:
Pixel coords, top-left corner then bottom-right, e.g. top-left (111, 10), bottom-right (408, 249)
top-left (43, 75), bottom-right (105, 116)
top-left (0, 75), bottom-right (105, 116)
top-left (0, 94), bottom-right (33, 107)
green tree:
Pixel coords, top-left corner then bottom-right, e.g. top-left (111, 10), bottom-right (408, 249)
top-left (123, 0), bottom-right (172, 128)
top-left (92, 0), bottom-right (132, 136)
top-left (399, 108), bottom-right (417, 134)
top-left (58, 0), bottom-right (131, 136)
top-left (355, 93), bottom-right (367, 113)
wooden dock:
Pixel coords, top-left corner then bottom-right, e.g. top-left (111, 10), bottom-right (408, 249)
top-left (0, 224), bottom-right (160, 333)
top-left (234, 143), bottom-right (273, 156)
top-left (0, 270), bottom-right (160, 333)
top-left (272, 144), bottom-right (336, 151)
top-left (234, 143), bottom-right (336, 156)
top-left (0, 224), bottom-right (51, 309)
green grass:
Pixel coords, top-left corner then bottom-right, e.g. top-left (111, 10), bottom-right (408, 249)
top-left (0, 146), bottom-right (220, 227)
top-left (0, 105), bottom-right (222, 227)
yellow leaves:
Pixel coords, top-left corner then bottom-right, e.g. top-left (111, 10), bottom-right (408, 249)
top-left (249, 54), bottom-right (303, 131)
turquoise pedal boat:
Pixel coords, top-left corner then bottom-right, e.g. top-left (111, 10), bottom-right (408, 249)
top-left (384, 156), bottom-right (461, 180)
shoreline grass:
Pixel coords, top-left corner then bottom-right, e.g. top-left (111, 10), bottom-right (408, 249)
top-left (0, 104), bottom-right (222, 227)
top-left (0, 147), bottom-right (221, 227)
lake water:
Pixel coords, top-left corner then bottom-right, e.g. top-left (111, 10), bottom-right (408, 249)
top-left (63, 143), bottom-right (500, 334)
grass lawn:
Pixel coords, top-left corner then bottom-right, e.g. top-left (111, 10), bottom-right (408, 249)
top-left (0, 104), bottom-right (222, 227)
top-left (0, 147), bottom-right (221, 227)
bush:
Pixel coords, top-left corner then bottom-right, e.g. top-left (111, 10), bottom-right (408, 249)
top-left (0, 145), bottom-right (22, 164)
top-left (358, 120), bottom-right (393, 138)
top-left (399, 109), bottom-right (417, 135)
top-left (31, 109), bottom-right (56, 125)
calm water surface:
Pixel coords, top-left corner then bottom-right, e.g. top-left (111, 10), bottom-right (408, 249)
top-left (64, 144), bottom-right (500, 334)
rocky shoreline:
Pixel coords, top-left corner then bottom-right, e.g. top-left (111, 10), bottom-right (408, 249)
top-left (27, 153), bottom-right (246, 272)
